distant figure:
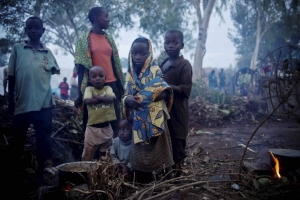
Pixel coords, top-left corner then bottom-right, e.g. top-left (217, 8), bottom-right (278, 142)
top-left (218, 68), bottom-right (226, 91)
top-left (262, 60), bottom-right (272, 77)
top-left (82, 66), bottom-right (116, 161)
top-left (69, 72), bottom-right (78, 100)
top-left (3, 66), bottom-right (8, 95)
top-left (58, 77), bottom-right (69, 100)
top-left (238, 70), bottom-right (250, 96)
top-left (208, 70), bottom-right (218, 89)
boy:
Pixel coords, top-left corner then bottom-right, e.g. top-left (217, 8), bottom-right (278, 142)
top-left (160, 30), bottom-right (193, 177)
top-left (7, 16), bottom-right (60, 184)
top-left (58, 77), bottom-right (69, 100)
top-left (110, 119), bottom-right (132, 179)
top-left (82, 65), bottom-right (116, 161)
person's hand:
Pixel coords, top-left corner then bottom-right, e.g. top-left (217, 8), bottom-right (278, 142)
top-left (161, 74), bottom-right (168, 83)
top-left (125, 96), bottom-right (141, 110)
top-left (118, 163), bottom-right (131, 180)
top-left (8, 101), bottom-right (15, 116)
top-left (75, 94), bottom-right (83, 108)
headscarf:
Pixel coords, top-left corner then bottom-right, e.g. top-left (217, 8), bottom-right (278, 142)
top-left (122, 37), bottom-right (173, 144)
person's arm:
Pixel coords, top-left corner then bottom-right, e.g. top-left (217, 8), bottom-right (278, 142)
top-left (75, 64), bottom-right (85, 107)
top-left (8, 76), bottom-right (15, 115)
top-left (153, 90), bottom-right (167, 102)
top-left (84, 96), bottom-right (114, 105)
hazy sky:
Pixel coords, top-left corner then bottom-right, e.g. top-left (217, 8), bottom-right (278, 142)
top-left (1, 8), bottom-right (237, 89)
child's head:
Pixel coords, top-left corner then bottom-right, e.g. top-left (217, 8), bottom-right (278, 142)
top-left (88, 7), bottom-right (109, 29)
top-left (118, 119), bottom-right (132, 143)
top-left (25, 16), bottom-right (45, 41)
top-left (164, 30), bottom-right (184, 58)
top-left (88, 66), bottom-right (106, 89)
top-left (131, 37), bottom-right (149, 70)
top-left (63, 77), bottom-right (67, 82)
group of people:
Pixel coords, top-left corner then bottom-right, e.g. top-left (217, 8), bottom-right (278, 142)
top-left (208, 68), bottom-right (226, 91)
top-left (5, 6), bottom-right (193, 186)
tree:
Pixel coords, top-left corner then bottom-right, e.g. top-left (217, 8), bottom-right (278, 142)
top-left (229, 0), bottom-right (300, 69)
top-left (0, 0), bottom-right (135, 56)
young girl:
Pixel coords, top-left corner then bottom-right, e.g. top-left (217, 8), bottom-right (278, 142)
top-left (122, 37), bottom-right (174, 183)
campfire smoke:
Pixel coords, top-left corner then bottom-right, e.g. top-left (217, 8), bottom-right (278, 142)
top-left (270, 151), bottom-right (281, 178)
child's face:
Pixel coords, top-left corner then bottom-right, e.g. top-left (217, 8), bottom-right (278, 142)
top-left (89, 67), bottom-right (106, 89)
top-left (164, 33), bottom-right (183, 58)
top-left (95, 9), bottom-right (110, 30)
top-left (131, 42), bottom-right (148, 70)
top-left (25, 19), bottom-right (45, 41)
top-left (118, 120), bottom-right (132, 143)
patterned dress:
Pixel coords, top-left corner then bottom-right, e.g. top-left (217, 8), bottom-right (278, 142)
top-left (122, 37), bottom-right (174, 173)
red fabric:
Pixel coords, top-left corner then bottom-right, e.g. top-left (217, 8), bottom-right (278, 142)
top-left (262, 65), bottom-right (271, 73)
top-left (59, 82), bottom-right (69, 96)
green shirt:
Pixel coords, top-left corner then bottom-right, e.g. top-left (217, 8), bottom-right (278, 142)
top-left (8, 41), bottom-right (60, 115)
top-left (84, 86), bottom-right (116, 126)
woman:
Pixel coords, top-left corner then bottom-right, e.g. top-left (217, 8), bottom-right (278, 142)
top-left (74, 7), bottom-right (124, 137)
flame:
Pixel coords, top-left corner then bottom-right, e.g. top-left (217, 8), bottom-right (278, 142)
top-left (61, 182), bottom-right (71, 192)
top-left (270, 151), bottom-right (281, 178)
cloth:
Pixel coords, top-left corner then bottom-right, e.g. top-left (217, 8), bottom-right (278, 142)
top-left (208, 72), bottom-right (218, 88)
top-left (129, 120), bottom-right (173, 173)
top-left (122, 39), bottom-right (173, 144)
top-left (171, 137), bottom-right (186, 164)
top-left (82, 125), bottom-right (113, 161)
top-left (10, 107), bottom-right (52, 171)
top-left (8, 41), bottom-right (60, 115)
top-left (84, 85), bottom-right (116, 126)
top-left (74, 30), bottom-right (124, 99)
top-left (160, 56), bottom-right (192, 140)
top-left (90, 33), bottom-right (116, 82)
top-left (110, 137), bottom-right (132, 169)
top-left (122, 37), bottom-right (174, 173)
top-left (59, 82), bottom-right (69, 96)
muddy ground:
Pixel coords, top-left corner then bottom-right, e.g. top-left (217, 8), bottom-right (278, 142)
top-left (0, 95), bottom-right (300, 199)
top-left (0, 118), bottom-right (300, 200)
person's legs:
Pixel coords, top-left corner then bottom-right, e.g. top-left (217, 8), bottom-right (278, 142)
top-left (82, 126), bottom-right (99, 161)
top-left (171, 137), bottom-right (186, 177)
top-left (33, 107), bottom-right (52, 172)
top-left (97, 137), bottom-right (112, 159)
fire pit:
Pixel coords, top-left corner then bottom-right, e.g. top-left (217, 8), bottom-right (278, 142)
top-left (269, 148), bottom-right (300, 179)
top-left (56, 161), bottom-right (98, 189)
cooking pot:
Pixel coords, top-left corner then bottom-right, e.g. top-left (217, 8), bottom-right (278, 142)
top-left (269, 148), bottom-right (300, 174)
top-left (56, 161), bottom-right (98, 186)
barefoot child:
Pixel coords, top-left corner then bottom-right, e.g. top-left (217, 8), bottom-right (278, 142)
top-left (110, 119), bottom-right (133, 179)
top-left (122, 37), bottom-right (174, 183)
top-left (160, 30), bottom-right (193, 177)
top-left (82, 66), bottom-right (116, 161)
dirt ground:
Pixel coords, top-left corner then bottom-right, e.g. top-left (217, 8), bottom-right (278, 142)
top-left (0, 117), bottom-right (300, 200)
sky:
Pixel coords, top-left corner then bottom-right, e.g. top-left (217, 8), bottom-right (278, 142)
top-left (0, 8), bottom-right (237, 91)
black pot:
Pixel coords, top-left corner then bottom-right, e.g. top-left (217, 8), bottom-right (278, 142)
top-left (269, 148), bottom-right (300, 174)
top-left (56, 161), bottom-right (98, 187)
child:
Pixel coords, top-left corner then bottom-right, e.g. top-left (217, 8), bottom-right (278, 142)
top-left (122, 37), bottom-right (174, 183)
top-left (7, 16), bottom-right (60, 183)
top-left (74, 7), bottom-right (124, 137)
top-left (160, 30), bottom-right (193, 177)
top-left (69, 72), bottom-right (78, 100)
top-left (58, 77), bottom-right (69, 100)
top-left (110, 119), bottom-right (132, 179)
top-left (82, 65), bottom-right (116, 161)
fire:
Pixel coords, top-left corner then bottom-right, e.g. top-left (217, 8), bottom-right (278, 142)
top-left (270, 151), bottom-right (281, 178)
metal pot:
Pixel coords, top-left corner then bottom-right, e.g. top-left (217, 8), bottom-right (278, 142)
top-left (269, 148), bottom-right (300, 173)
top-left (56, 161), bottom-right (98, 186)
